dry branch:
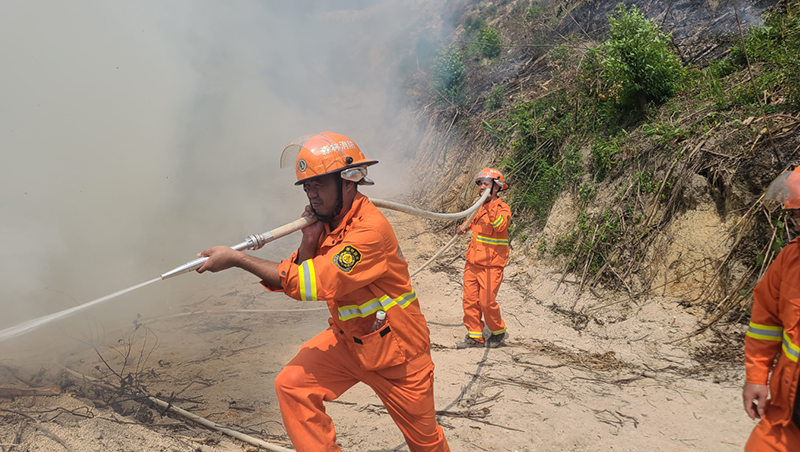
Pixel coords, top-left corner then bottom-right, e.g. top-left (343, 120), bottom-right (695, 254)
top-left (60, 367), bottom-right (293, 452)
top-left (0, 387), bottom-right (61, 398)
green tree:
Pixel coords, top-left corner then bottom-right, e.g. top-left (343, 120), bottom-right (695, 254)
top-left (600, 4), bottom-right (684, 112)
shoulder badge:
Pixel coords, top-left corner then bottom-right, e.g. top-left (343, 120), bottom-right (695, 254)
top-left (333, 245), bottom-right (362, 273)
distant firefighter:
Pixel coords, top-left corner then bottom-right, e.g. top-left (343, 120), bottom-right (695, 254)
top-left (742, 166), bottom-right (800, 450)
top-left (456, 168), bottom-right (511, 349)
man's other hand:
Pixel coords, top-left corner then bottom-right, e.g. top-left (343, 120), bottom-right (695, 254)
top-left (742, 382), bottom-right (769, 420)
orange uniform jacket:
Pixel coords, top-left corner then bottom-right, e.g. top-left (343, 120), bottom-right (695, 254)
top-left (265, 192), bottom-right (432, 377)
top-left (464, 197), bottom-right (511, 267)
top-left (745, 237), bottom-right (800, 431)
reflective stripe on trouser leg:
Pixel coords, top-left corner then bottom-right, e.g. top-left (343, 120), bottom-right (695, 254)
top-left (462, 263), bottom-right (485, 342)
top-left (368, 362), bottom-right (451, 452)
top-left (480, 265), bottom-right (506, 336)
top-left (745, 412), bottom-right (800, 452)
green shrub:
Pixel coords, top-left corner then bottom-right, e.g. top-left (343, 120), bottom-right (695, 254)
top-left (538, 237), bottom-right (547, 253)
top-left (547, 43), bottom-right (573, 72)
top-left (699, 5), bottom-right (800, 110)
top-left (744, 5), bottom-right (800, 108)
top-left (525, 4), bottom-right (544, 22)
top-left (707, 57), bottom-right (741, 80)
top-left (432, 45), bottom-right (466, 103)
top-left (486, 84), bottom-right (505, 112)
top-left (641, 122), bottom-right (689, 147)
top-left (477, 26), bottom-right (502, 58)
top-left (598, 4), bottom-right (685, 111)
top-left (578, 182), bottom-right (597, 206)
top-left (464, 16), bottom-right (486, 35)
top-left (637, 170), bottom-right (657, 194)
top-left (552, 231), bottom-right (578, 256)
top-left (591, 133), bottom-right (627, 182)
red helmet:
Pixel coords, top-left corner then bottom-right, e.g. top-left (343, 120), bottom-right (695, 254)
top-left (474, 167), bottom-right (509, 191)
top-left (280, 132), bottom-right (378, 185)
top-left (766, 166), bottom-right (800, 210)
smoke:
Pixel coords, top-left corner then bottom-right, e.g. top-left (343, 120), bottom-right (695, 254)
top-left (0, 0), bottom-right (451, 356)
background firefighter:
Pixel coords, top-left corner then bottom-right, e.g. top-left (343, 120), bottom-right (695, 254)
top-left (743, 166), bottom-right (800, 451)
top-left (456, 168), bottom-right (511, 348)
top-left (196, 132), bottom-right (450, 452)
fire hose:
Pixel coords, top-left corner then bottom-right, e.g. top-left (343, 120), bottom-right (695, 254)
top-left (160, 189), bottom-right (490, 280)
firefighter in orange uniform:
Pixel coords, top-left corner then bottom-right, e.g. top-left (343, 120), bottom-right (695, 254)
top-left (456, 168), bottom-right (511, 348)
top-left (197, 132), bottom-right (450, 452)
top-left (743, 166), bottom-right (800, 451)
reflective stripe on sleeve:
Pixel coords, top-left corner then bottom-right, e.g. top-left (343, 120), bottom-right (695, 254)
top-left (746, 322), bottom-right (784, 341)
top-left (337, 291), bottom-right (417, 321)
top-left (783, 332), bottom-right (799, 362)
top-left (476, 235), bottom-right (509, 246)
top-left (491, 215), bottom-right (504, 228)
top-left (298, 260), bottom-right (318, 301)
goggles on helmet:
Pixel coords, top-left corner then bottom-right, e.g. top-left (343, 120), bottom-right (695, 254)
top-left (341, 166), bottom-right (374, 185)
top-left (766, 167), bottom-right (800, 211)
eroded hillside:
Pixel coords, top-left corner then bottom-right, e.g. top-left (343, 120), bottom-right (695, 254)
top-left (404, 0), bottom-right (799, 335)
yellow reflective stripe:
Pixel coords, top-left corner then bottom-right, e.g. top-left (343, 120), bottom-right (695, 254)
top-left (491, 215), bottom-right (504, 228)
top-left (748, 332), bottom-right (783, 341)
top-left (749, 322), bottom-right (784, 331)
top-left (298, 260), bottom-right (317, 301)
top-left (491, 327), bottom-right (507, 335)
top-left (468, 331), bottom-right (483, 339)
top-left (337, 291), bottom-right (417, 321)
top-left (783, 332), bottom-right (799, 362)
top-left (746, 322), bottom-right (783, 341)
top-left (476, 235), bottom-right (508, 246)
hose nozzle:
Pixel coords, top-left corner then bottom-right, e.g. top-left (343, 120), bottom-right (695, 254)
top-left (160, 216), bottom-right (316, 280)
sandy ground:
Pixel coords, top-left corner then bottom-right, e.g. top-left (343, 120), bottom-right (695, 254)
top-left (0, 212), bottom-right (755, 451)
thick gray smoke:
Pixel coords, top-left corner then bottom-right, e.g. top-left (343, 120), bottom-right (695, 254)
top-left (0, 0), bottom-right (450, 356)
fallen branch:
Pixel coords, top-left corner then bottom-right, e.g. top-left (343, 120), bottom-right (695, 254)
top-left (60, 367), bottom-right (293, 452)
top-left (437, 409), bottom-right (524, 432)
top-left (0, 387), bottom-right (61, 398)
top-left (477, 374), bottom-right (552, 392)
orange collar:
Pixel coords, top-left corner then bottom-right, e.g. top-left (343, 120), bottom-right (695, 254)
top-left (326, 192), bottom-right (367, 236)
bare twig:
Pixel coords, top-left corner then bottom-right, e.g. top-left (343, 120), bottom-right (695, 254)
top-left (60, 367), bottom-right (292, 452)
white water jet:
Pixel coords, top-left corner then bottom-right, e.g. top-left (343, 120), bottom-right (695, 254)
top-left (0, 277), bottom-right (161, 343)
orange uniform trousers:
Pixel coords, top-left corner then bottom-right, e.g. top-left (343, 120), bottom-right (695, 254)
top-left (745, 416), bottom-right (800, 451)
top-left (274, 327), bottom-right (450, 452)
top-left (462, 262), bottom-right (506, 343)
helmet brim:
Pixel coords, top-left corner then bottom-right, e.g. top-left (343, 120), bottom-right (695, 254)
top-left (294, 160), bottom-right (379, 185)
